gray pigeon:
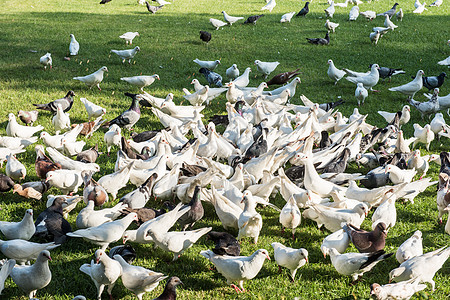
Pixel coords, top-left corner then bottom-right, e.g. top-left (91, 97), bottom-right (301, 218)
top-left (33, 91), bottom-right (75, 113)
top-left (177, 186), bottom-right (204, 230)
top-left (107, 93), bottom-right (141, 130)
top-left (370, 64), bottom-right (405, 81)
top-left (199, 67), bottom-right (223, 87)
top-left (120, 173), bottom-right (158, 209)
top-left (377, 3), bottom-right (399, 17)
top-left (145, 1), bottom-right (164, 13)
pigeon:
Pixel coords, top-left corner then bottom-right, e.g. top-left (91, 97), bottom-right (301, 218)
top-left (152, 276), bottom-right (183, 300)
top-left (296, 2), bottom-right (309, 17)
top-left (266, 69), bottom-right (300, 86)
top-left (254, 60), bottom-right (279, 79)
top-left (409, 89), bottom-right (440, 120)
top-left (372, 65), bottom-right (405, 81)
top-left (80, 249), bottom-right (122, 300)
top-left (82, 172), bottom-right (109, 207)
top-left (370, 279), bottom-right (427, 300)
top-left (111, 46), bottom-right (140, 64)
top-left (69, 34), bottom-right (79, 55)
top-left (306, 32), bottom-right (330, 45)
top-left (34, 197), bottom-right (72, 244)
top-left (437, 56), bottom-right (450, 67)
top-left (360, 10), bottom-right (376, 21)
top-left (384, 14), bottom-right (398, 30)
top-left (421, 72), bottom-right (446, 90)
top-left (429, 0), bottom-right (443, 6)
top-left (107, 93), bottom-right (141, 130)
top-left (328, 248), bottom-right (393, 282)
top-left (0, 174), bottom-right (15, 192)
top-left (100, 0), bottom-right (111, 3)
top-left (280, 11), bottom-right (296, 23)
top-left (145, 2), bottom-right (164, 13)
top-left (321, 229), bottom-right (350, 257)
top-left (413, 2), bottom-right (427, 13)
top-left (193, 59), bottom-right (220, 71)
top-left (346, 64), bottom-right (380, 91)
top-left (222, 11), bottom-right (243, 25)
top-left (0, 259), bottom-right (15, 294)
top-left (355, 83), bottom-right (368, 106)
top-left (73, 66), bottom-right (108, 90)
top-left (33, 90), bottom-right (75, 113)
top-left (325, 19), bottom-right (339, 33)
top-left (237, 192), bottom-right (263, 243)
top-left (79, 99), bottom-right (106, 122)
top-left (13, 183), bottom-right (44, 200)
top-left (76, 144), bottom-right (99, 164)
top-left (18, 110), bottom-right (39, 126)
top-left (396, 230), bottom-right (423, 264)
top-left (325, 1), bottom-right (335, 18)
top-left (327, 59), bottom-right (346, 84)
top-left (119, 32), bottom-right (139, 45)
top-left (232, 67), bottom-right (251, 88)
top-left (378, 105), bottom-right (410, 126)
top-left (177, 186), bottom-right (204, 230)
top-left (370, 30), bottom-right (382, 45)
top-left (209, 18), bottom-right (227, 30)
top-left (414, 0), bottom-right (422, 8)
top-left (109, 244), bottom-right (136, 263)
top-left (68, 213), bottom-right (138, 250)
top-left (226, 64), bottom-right (239, 80)
top-left (10, 250), bottom-right (52, 299)
top-left (206, 231), bottom-right (240, 256)
top-left (200, 249), bottom-right (270, 293)
top-left (261, 0), bottom-right (276, 12)
top-left (271, 242), bottom-right (308, 281)
top-left (349, 6), bottom-right (359, 21)
top-left (0, 209), bottom-right (35, 240)
top-left (199, 68), bottom-right (222, 87)
top-left (5, 154), bottom-right (26, 181)
top-left (113, 254), bottom-right (167, 300)
top-left (343, 222), bottom-right (387, 253)
top-left (120, 74), bottom-right (160, 91)
top-left (396, 8), bottom-right (404, 20)
top-left (35, 145), bottom-right (61, 179)
top-left (52, 104), bottom-right (71, 135)
top-left (377, 3), bottom-right (399, 18)
top-left (39, 53), bottom-right (52, 70)
top-left (104, 125), bottom-right (121, 155)
top-left (279, 196), bottom-right (301, 239)
top-left (199, 30), bottom-right (211, 43)
top-left (0, 239), bottom-right (59, 265)
top-left (244, 14), bottom-right (264, 24)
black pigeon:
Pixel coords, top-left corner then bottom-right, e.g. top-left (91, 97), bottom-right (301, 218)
top-left (319, 98), bottom-right (345, 111)
top-left (107, 93), bottom-right (141, 129)
top-left (319, 131), bottom-right (332, 148)
top-left (199, 67), bottom-right (223, 87)
top-left (121, 136), bottom-right (150, 160)
top-left (145, 1), bottom-right (164, 13)
top-left (153, 276), bottom-right (183, 300)
top-left (109, 244), bottom-right (137, 264)
top-left (343, 223), bottom-right (387, 253)
top-left (33, 90), bottom-right (75, 113)
top-left (178, 186), bottom-right (204, 230)
top-left (421, 72), bottom-right (447, 90)
top-left (322, 148), bottom-right (351, 174)
top-left (306, 32), bottom-right (329, 45)
top-left (199, 31), bottom-right (211, 43)
top-left (296, 2), bottom-right (309, 17)
top-left (370, 64), bottom-right (405, 80)
top-left (0, 174), bottom-right (15, 192)
top-left (76, 144), bottom-right (99, 163)
top-left (266, 69), bottom-right (301, 86)
top-left (285, 165), bottom-right (305, 183)
top-left (131, 130), bottom-right (159, 143)
top-left (99, 0), bottom-right (111, 3)
top-left (244, 14), bottom-right (264, 24)
top-left (34, 197), bottom-right (72, 244)
top-left (359, 166), bottom-right (390, 188)
top-left (207, 231), bottom-right (241, 256)
top-left (439, 152), bottom-right (450, 177)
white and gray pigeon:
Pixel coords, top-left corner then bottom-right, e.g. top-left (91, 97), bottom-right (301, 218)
top-left (0, 239), bottom-right (59, 265)
top-left (209, 18), bottom-right (228, 30)
top-left (409, 88), bottom-right (440, 119)
top-left (80, 249), bottom-right (122, 300)
top-left (119, 32), bottom-right (139, 45)
top-left (226, 64), bottom-right (240, 79)
top-left (325, 1), bottom-right (335, 18)
top-left (69, 34), bottom-right (80, 55)
top-left (370, 279), bottom-right (427, 300)
top-left (73, 66), bottom-right (108, 90)
top-left (193, 59), bottom-right (220, 70)
top-left (389, 70), bottom-right (424, 99)
top-left (271, 242), bottom-right (308, 281)
top-left (346, 64), bottom-right (380, 91)
top-left (120, 173), bottom-right (158, 209)
top-left (429, 0), bottom-right (443, 6)
top-left (107, 93), bottom-right (141, 130)
top-left (254, 60), bottom-right (280, 79)
top-left (396, 230), bottom-right (423, 264)
top-left (222, 11), bottom-right (243, 25)
top-left (120, 74), bottom-right (159, 91)
top-left (0, 209), bottom-right (35, 240)
top-left (437, 56), bottom-right (450, 67)
top-left (355, 82), bottom-right (368, 106)
top-left (327, 59), bottom-right (346, 84)
top-left (113, 255), bottom-right (167, 300)
top-left (0, 259), bottom-right (15, 295)
top-left (360, 10), bottom-right (376, 21)
top-left (80, 98), bottom-right (106, 120)
top-left (5, 154), bottom-right (26, 181)
top-left (6, 113), bottom-right (44, 138)
top-left (111, 46), bottom-right (140, 64)
top-left (377, 3), bottom-right (399, 18)
top-left (45, 169), bottom-right (83, 195)
top-left (10, 250), bottom-right (52, 299)
top-left (39, 53), bottom-right (52, 70)
top-left (378, 105), bottom-right (410, 126)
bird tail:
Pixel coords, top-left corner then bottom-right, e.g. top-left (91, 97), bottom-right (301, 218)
top-left (360, 250), bottom-right (393, 269)
top-left (33, 103), bottom-right (50, 111)
top-left (0, 259), bottom-right (15, 294)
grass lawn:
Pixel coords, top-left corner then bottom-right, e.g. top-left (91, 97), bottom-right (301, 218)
top-left (1, 0), bottom-right (450, 299)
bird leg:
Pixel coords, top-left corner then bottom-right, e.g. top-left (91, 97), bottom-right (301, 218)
top-left (231, 284), bottom-right (242, 293)
top-left (96, 83), bottom-right (101, 91)
top-left (281, 226), bottom-right (285, 235)
top-left (278, 265), bottom-right (282, 273)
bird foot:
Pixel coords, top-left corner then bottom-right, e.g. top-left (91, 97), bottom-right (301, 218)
top-left (372, 89), bottom-right (380, 93)
top-left (439, 219), bottom-right (443, 225)
top-left (231, 284), bottom-right (243, 293)
top-left (278, 265), bottom-right (282, 273)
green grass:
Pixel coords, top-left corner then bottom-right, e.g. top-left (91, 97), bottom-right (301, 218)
top-left (1, 0), bottom-right (450, 299)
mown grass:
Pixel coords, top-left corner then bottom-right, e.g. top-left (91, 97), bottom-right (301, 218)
top-left (0, 0), bottom-right (450, 299)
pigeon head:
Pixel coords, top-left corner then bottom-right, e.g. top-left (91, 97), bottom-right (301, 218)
top-left (100, 66), bottom-right (108, 73)
top-left (134, 46), bottom-right (140, 52)
top-left (389, 267), bottom-right (405, 283)
top-left (375, 222), bottom-right (387, 235)
top-left (154, 74), bottom-right (160, 80)
top-left (167, 276), bottom-right (183, 288)
top-left (257, 249), bottom-right (271, 260)
top-left (254, 60), bottom-right (261, 65)
top-left (26, 209), bottom-right (33, 217)
top-left (70, 34), bottom-right (75, 39)
top-left (95, 249), bottom-right (106, 264)
top-left (39, 250), bottom-right (52, 261)
top-left (370, 283), bottom-right (383, 298)
top-left (66, 90), bottom-right (76, 97)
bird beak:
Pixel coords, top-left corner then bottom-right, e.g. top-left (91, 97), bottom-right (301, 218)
top-left (95, 258), bottom-right (100, 264)
top-left (305, 257), bottom-right (308, 263)
top-left (265, 254), bottom-right (271, 260)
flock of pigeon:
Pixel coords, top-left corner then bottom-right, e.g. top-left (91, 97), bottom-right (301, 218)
top-left (3, 0), bottom-right (450, 299)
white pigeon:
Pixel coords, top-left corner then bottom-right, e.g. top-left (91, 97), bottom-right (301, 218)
top-left (328, 248), bottom-right (392, 281)
top-left (0, 209), bottom-right (35, 240)
top-left (369, 30), bottom-right (381, 45)
top-left (413, 2), bottom-right (428, 13)
top-left (5, 154), bottom-right (26, 182)
top-left (73, 66), bottom-right (108, 90)
top-left (254, 60), bottom-right (280, 79)
top-left (437, 56), bottom-right (450, 67)
top-left (119, 32), bottom-right (139, 45)
top-left (183, 85), bottom-right (209, 106)
top-left (410, 88), bottom-right (440, 120)
top-left (320, 229), bottom-right (350, 257)
top-left (346, 64), bottom-right (380, 91)
top-left (45, 169), bottom-right (83, 194)
top-left (396, 230), bottom-right (423, 264)
top-left (0, 239), bottom-right (59, 265)
top-left (200, 249), bottom-right (270, 293)
top-left (237, 191), bottom-right (263, 243)
top-left (209, 18), bottom-right (228, 30)
top-left (39, 53), bottom-right (52, 70)
top-left (271, 242), bottom-right (308, 281)
top-left (76, 200), bottom-right (126, 229)
top-left (355, 82), bottom-right (368, 106)
top-left (349, 6), bottom-right (359, 21)
top-left (104, 124), bottom-right (121, 155)
top-left (327, 59), bottom-right (346, 84)
top-left (113, 255), bottom-right (167, 300)
top-left (412, 123), bottom-right (434, 150)
top-left (226, 81), bottom-right (244, 103)
top-left (384, 14), bottom-right (398, 30)
top-left (389, 246), bottom-right (450, 291)
top-left (279, 196), bottom-right (301, 239)
top-left (69, 34), bottom-right (80, 55)
top-left (325, 19), bottom-right (339, 33)
top-left (0, 136), bottom-right (37, 150)
top-left (52, 104), bottom-right (71, 135)
top-left (226, 64), bottom-right (240, 79)
top-left (80, 98), bottom-right (106, 120)
top-left (371, 194), bottom-right (396, 230)
top-left (360, 10), bottom-right (376, 21)
top-left (389, 70), bottom-right (424, 99)
top-left (396, 8), bottom-right (404, 20)
top-left (430, 112), bottom-right (448, 136)
top-left (385, 164), bottom-right (416, 184)
top-left (97, 163), bottom-right (133, 200)
top-left (222, 11), bottom-right (244, 25)
top-left (261, 0), bottom-right (276, 12)
top-left (80, 249), bottom-right (122, 300)
top-left (155, 0), bottom-right (170, 4)
top-left (111, 46), bottom-right (140, 64)
top-left (46, 147), bottom-right (99, 172)
top-left (0, 259), bottom-right (15, 294)
top-left (6, 113), bottom-right (44, 138)
top-left (429, 0), bottom-right (443, 5)
top-left (67, 213), bottom-right (138, 250)
top-left (325, 1), bottom-right (335, 18)
top-left (232, 67), bottom-right (251, 88)
top-left (10, 250), bottom-right (52, 298)
top-left (280, 11), bottom-right (296, 23)
top-left (193, 58), bottom-right (220, 70)
top-left (370, 279), bottom-right (427, 300)
top-left (120, 74), bottom-right (159, 91)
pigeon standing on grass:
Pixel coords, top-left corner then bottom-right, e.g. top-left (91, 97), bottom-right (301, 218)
top-left (389, 70), bottom-right (424, 99)
top-left (34, 197), bottom-right (72, 244)
top-left (271, 242), bottom-right (308, 281)
top-left (377, 3), bottom-right (399, 17)
top-left (33, 91), bottom-right (75, 113)
top-left (152, 277), bottom-right (183, 300)
top-left (69, 34), bottom-right (79, 55)
top-left (355, 83), bottom-right (368, 106)
top-left (327, 59), bottom-right (346, 84)
top-left (325, 19), bottom-right (339, 32)
top-left (193, 59), bottom-right (220, 70)
top-left (199, 68), bottom-right (223, 87)
top-left (119, 32), bottom-right (139, 45)
top-left (80, 98), bottom-right (106, 120)
top-left (0, 209), bottom-right (35, 240)
top-left (120, 74), bottom-right (160, 91)
top-left (18, 110), bottom-right (39, 126)
top-left (296, 2), bottom-right (309, 17)
top-left (306, 32), bottom-right (330, 45)
top-left (254, 60), bottom-right (280, 79)
top-left (421, 72), bottom-right (447, 90)
top-left (244, 14), bottom-right (264, 24)
top-left (280, 12), bottom-right (296, 23)
top-left (209, 18), bottom-right (228, 30)
top-left (145, 2), bottom-right (164, 13)
top-left (107, 93), bottom-right (141, 130)
top-left (199, 31), bottom-right (211, 43)
top-left (222, 11), bottom-right (243, 25)
top-left (39, 53), bottom-right (52, 70)
top-left (111, 46), bottom-right (140, 64)
top-left (226, 64), bottom-right (239, 80)
top-left (73, 66), bottom-right (108, 90)
top-left (261, 0), bottom-right (276, 12)
top-left (266, 69), bottom-right (300, 86)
